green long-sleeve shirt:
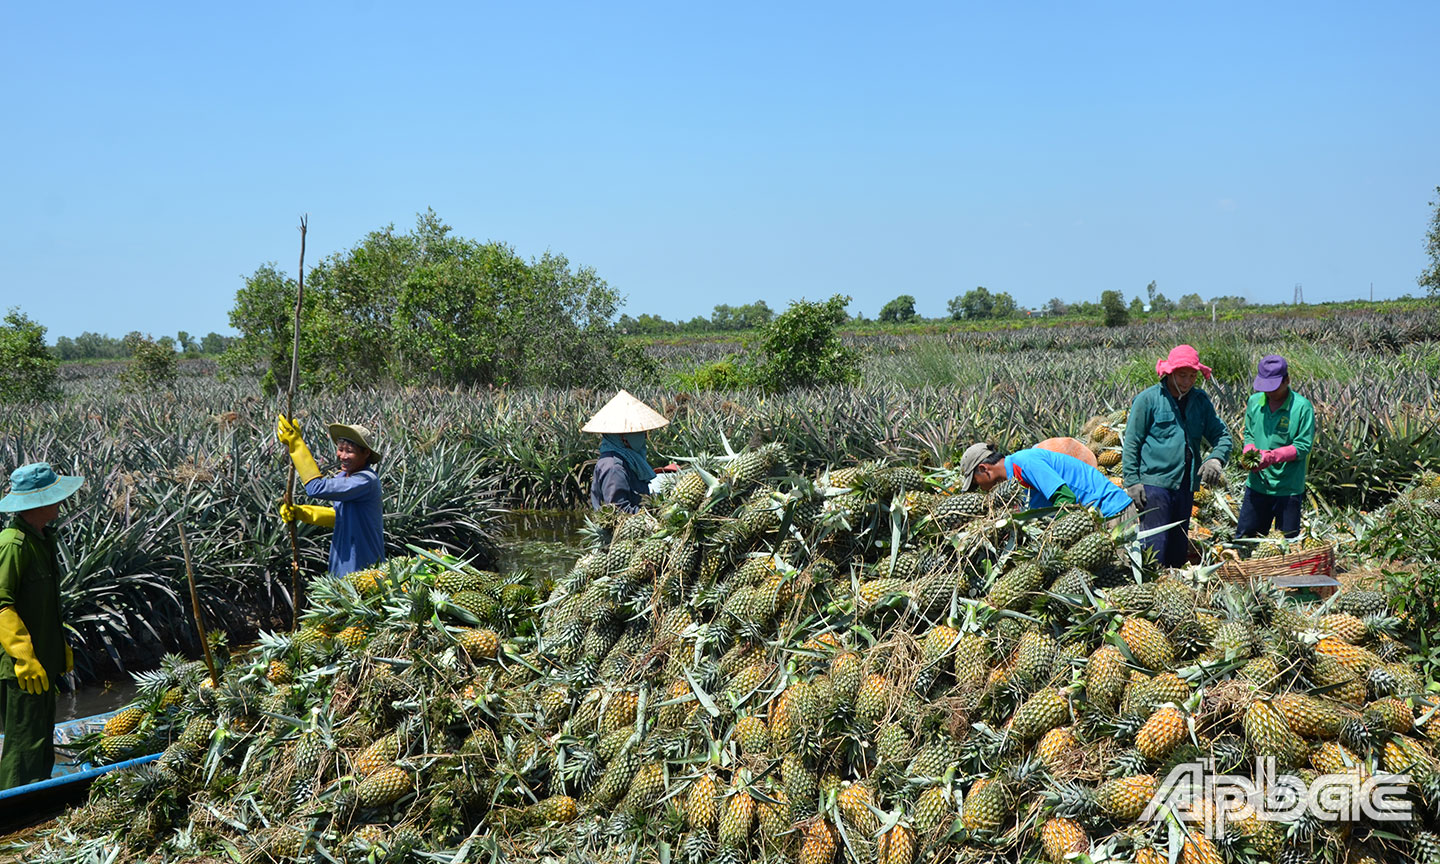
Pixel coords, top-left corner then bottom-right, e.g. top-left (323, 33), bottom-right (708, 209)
top-left (1122, 381), bottom-right (1233, 492)
top-left (1243, 390), bottom-right (1315, 497)
top-left (0, 517), bottom-right (65, 682)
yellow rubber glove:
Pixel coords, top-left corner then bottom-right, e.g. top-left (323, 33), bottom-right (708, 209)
top-left (276, 414), bottom-right (322, 484)
top-left (65, 644), bottom-right (73, 673)
top-left (0, 607), bottom-right (49, 695)
top-left (279, 501), bottom-right (336, 528)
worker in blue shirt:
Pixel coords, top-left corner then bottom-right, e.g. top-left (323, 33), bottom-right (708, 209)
top-left (276, 416), bottom-right (384, 576)
top-left (958, 443), bottom-right (1136, 520)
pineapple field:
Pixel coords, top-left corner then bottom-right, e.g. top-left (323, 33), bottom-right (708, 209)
top-left (8, 320), bottom-right (1440, 676)
top-left (4, 309), bottom-right (1440, 861)
top-left (12, 434), bottom-right (1440, 863)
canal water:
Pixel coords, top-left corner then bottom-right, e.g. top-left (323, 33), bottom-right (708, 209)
top-left (56, 511), bottom-right (589, 721)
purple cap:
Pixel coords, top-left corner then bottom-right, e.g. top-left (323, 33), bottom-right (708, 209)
top-left (1253, 354), bottom-right (1288, 392)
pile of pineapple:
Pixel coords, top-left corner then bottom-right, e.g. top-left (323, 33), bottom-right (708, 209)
top-left (33, 442), bottom-right (1440, 864)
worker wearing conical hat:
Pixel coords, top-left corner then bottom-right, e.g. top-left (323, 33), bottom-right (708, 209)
top-left (276, 415), bottom-right (385, 576)
top-left (583, 391), bottom-right (670, 513)
top-left (0, 463), bottom-right (82, 789)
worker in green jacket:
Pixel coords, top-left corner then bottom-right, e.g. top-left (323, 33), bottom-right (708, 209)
top-left (0, 462), bottom-right (82, 790)
top-left (1121, 345), bottom-right (1233, 567)
top-left (1237, 354), bottom-right (1315, 539)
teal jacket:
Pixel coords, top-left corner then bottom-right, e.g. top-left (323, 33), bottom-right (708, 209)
top-left (1122, 380), bottom-right (1233, 492)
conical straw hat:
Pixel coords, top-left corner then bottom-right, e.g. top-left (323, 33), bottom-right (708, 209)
top-left (581, 390), bottom-right (670, 434)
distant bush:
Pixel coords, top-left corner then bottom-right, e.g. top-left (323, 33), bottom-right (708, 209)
top-left (671, 357), bottom-right (752, 391)
top-left (752, 295), bottom-right (860, 392)
top-left (118, 333), bottom-right (178, 391)
top-left (0, 308), bottom-right (59, 403)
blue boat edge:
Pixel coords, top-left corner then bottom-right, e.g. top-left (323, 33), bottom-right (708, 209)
top-left (0, 710), bottom-right (162, 804)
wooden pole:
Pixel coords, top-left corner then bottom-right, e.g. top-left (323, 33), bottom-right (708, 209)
top-left (178, 523), bottom-right (218, 687)
top-left (285, 217), bottom-right (308, 631)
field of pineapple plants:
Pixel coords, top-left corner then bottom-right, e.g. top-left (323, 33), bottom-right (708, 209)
top-left (5, 307), bottom-right (1440, 863)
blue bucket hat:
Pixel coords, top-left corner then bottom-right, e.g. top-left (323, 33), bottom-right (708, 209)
top-left (0, 462), bottom-right (84, 512)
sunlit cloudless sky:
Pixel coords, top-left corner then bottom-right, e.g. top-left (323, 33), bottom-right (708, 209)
top-left (3, 2), bottom-right (1437, 339)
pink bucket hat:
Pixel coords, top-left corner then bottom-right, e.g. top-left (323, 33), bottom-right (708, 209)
top-left (1155, 344), bottom-right (1213, 379)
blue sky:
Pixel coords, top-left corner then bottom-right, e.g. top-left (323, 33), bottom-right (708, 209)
top-left (3, 2), bottom-right (1437, 339)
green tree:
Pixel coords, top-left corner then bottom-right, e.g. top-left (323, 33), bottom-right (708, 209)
top-left (752, 295), bottom-right (858, 392)
top-left (1151, 292), bottom-right (1175, 313)
top-left (1043, 297), bottom-right (1069, 316)
top-left (1129, 296), bottom-right (1146, 317)
top-left (119, 333), bottom-right (178, 391)
top-left (991, 292), bottom-right (1018, 318)
top-left (950, 286), bottom-right (994, 320)
top-left (878, 294), bottom-right (918, 323)
top-left (0, 308), bottom-right (59, 403)
top-left (200, 332), bottom-right (232, 354)
top-left (1420, 186), bottom-right (1440, 297)
top-left (226, 210), bottom-right (650, 391)
top-left (1145, 280), bottom-right (1158, 306)
top-left (1101, 290), bottom-right (1129, 327)
top-left (1178, 293), bottom-right (1205, 312)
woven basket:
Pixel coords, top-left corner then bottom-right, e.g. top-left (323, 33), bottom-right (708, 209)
top-left (1218, 543), bottom-right (1335, 583)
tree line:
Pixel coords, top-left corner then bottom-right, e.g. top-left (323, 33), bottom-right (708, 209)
top-left (52, 330), bottom-right (236, 361)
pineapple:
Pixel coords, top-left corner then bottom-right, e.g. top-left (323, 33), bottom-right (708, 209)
top-left (685, 773), bottom-right (720, 834)
top-left (798, 818), bottom-right (837, 864)
top-left (717, 788), bottom-right (756, 849)
top-left (1037, 726), bottom-right (1079, 772)
top-left (1064, 532), bottom-right (1114, 572)
top-left (960, 775), bottom-right (1010, 833)
top-left (1118, 617), bottom-right (1176, 670)
top-left (782, 753), bottom-right (819, 814)
top-left (855, 673), bottom-right (890, 726)
top-left (621, 762), bottom-right (667, 813)
top-left (987, 562), bottom-right (1044, 610)
top-left (1093, 774), bottom-right (1158, 820)
top-left (520, 795), bottom-right (579, 826)
top-left (456, 627), bottom-right (499, 660)
top-left (734, 715), bottom-right (771, 755)
top-left (912, 786), bottom-right (952, 832)
top-left (1334, 589), bottom-right (1388, 618)
top-left (1243, 700), bottom-right (1306, 767)
top-left (97, 733), bottom-right (145, 761)
top-left (838, 782), bottom-right (879, 835)
top-left (670, 469), bottom-right (708, 510)
top-left (1008, 687), bottom-right (1070, 743)
top-left (357, 728), bottom-right (403, 777)
top-left (266, 659), bottom-right (294, 684)
top-left (935, 492), bottom-right (988, 529)
top-left (1135, 705), bottom-right (1188, 761)
top-left (876, 824), bottom-right (916, 864)
top-left (1273, 692), bottom-right (1353, 739)
top-left (356, 765), bottom-right (411, 808)
top-left (103, 706), bottom-right (146, 737)
top-left (1041, 817), bottom-right (1090, 864)
top-left (1309, 741), bottom-right (1365, 776)
top-left (1085, 645), bottom-right (1130, 713)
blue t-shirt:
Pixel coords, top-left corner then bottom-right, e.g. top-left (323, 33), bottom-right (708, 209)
top-left (1004, 448), bottom-right (1134, 518)
top-left (304, 467), bottom-right (384, 576)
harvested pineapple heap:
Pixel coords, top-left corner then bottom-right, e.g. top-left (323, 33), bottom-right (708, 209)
top-left (31, 442), bottom-right (1440, 864)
